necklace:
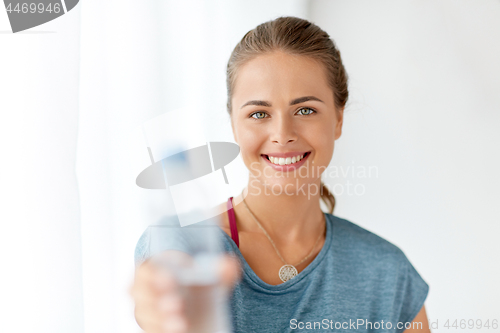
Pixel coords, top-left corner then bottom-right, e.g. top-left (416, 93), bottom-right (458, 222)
top-left (241, 191), bottom-right (325, 282)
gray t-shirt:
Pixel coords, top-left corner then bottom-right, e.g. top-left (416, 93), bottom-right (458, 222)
top-left (134, 213), bottom-right (429, 333)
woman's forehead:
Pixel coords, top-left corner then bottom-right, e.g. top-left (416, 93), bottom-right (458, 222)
top-left (233, 53), bottom-right (333, 106)
top-left (239, 52), bottom-right (326, 81)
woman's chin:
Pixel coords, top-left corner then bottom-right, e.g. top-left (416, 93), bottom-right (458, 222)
top-left (251, 177), bottom-right (316, 195)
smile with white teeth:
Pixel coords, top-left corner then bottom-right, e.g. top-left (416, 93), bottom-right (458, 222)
top-left (267, 153), bottom-right (306, 166)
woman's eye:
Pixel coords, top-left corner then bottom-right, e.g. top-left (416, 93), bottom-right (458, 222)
top-left (297, 107), bottom-right (316, 116)
top-left (251, 112), bottom-right (267, 119)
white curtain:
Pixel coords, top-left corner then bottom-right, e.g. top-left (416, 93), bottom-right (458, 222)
top-left (0, 6), bottom-right (84, 333)
top-left (1, 1), bottom-right (499, 332)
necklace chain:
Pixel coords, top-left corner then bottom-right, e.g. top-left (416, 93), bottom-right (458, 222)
top-left (241, 191), bottom-right (325, 268)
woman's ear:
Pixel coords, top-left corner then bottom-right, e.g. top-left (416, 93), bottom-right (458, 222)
top-left (334, 106), bottom-right (344, 141)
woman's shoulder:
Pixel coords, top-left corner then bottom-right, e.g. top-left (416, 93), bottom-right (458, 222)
top-left (325, 214), bottom-right (429, 325)
top-left (325, 213), bottom-right (409, 267)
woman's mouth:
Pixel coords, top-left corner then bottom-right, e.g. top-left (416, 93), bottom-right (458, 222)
top-left (261, 152), bottom-right (311, 171)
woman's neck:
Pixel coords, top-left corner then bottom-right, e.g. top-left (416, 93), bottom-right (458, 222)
top-left (233, 179), bottom-right (325, 244)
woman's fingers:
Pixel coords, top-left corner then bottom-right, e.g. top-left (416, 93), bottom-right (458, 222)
top-left (131, 260), bottom-right (188, 333)
top-left (161, 316), bottom-right (188, 332)
top-left (131, 254), bottom-right (240, 332)
top-left (158, 294), bottom-right (184, 315)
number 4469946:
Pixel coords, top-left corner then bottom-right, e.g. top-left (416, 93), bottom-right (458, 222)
top-left (6, 3), bottom-right (62, 14)
top-left (443, 319), bottom-right (498, 330)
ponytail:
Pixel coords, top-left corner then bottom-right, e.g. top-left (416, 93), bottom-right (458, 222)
top-left (320, 181), bottom-right (335, 214)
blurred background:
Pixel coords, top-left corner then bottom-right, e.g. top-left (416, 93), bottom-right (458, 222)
top-left (1, 0), bottom-right (499, 332)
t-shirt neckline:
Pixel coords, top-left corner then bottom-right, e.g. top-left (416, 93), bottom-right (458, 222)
top-left (219, 212), bottom-right (333, 292)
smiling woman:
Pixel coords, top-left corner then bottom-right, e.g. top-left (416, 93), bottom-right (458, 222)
top-left (132, 16), bottom-right (430, 333)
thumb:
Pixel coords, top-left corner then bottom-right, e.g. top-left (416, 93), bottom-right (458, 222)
top-left (218, 255), bottom-right (241, 289)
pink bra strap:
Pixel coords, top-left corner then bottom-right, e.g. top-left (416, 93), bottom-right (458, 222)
top-left (227, 197), bottom-right (239, 248)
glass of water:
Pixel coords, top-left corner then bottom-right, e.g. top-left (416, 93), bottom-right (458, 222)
top-left (148, 216), bottom-right (231, 333)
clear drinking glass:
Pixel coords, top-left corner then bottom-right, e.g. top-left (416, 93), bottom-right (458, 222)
top-left (148, 219), bottom-right (231, 333)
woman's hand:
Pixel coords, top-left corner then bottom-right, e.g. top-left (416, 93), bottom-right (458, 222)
top-left (129, 254), bottom-right (240, 333)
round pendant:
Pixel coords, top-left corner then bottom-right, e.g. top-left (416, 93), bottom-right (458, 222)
top-left (279, 264), bottom-right (298, 282)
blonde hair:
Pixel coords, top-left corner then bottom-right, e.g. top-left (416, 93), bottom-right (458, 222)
top-left (226, 16), bottom-right (349, 214)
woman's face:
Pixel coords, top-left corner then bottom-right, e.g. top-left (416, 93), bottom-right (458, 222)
top-left (231, 51), bottom-right (343, 195)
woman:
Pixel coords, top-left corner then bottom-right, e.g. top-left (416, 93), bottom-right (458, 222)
top-left (131, 16), bottom-right (430, 333)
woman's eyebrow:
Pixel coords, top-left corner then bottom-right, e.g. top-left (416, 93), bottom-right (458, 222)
top-left (240, 96), bottom-right (324, 109)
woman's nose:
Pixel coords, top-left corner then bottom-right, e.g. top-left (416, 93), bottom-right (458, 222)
top-left (270, 115), bottom-right (297, 145)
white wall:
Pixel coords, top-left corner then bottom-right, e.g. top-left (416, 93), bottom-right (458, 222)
top-left (310, 0), bottom-right (500, 324)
